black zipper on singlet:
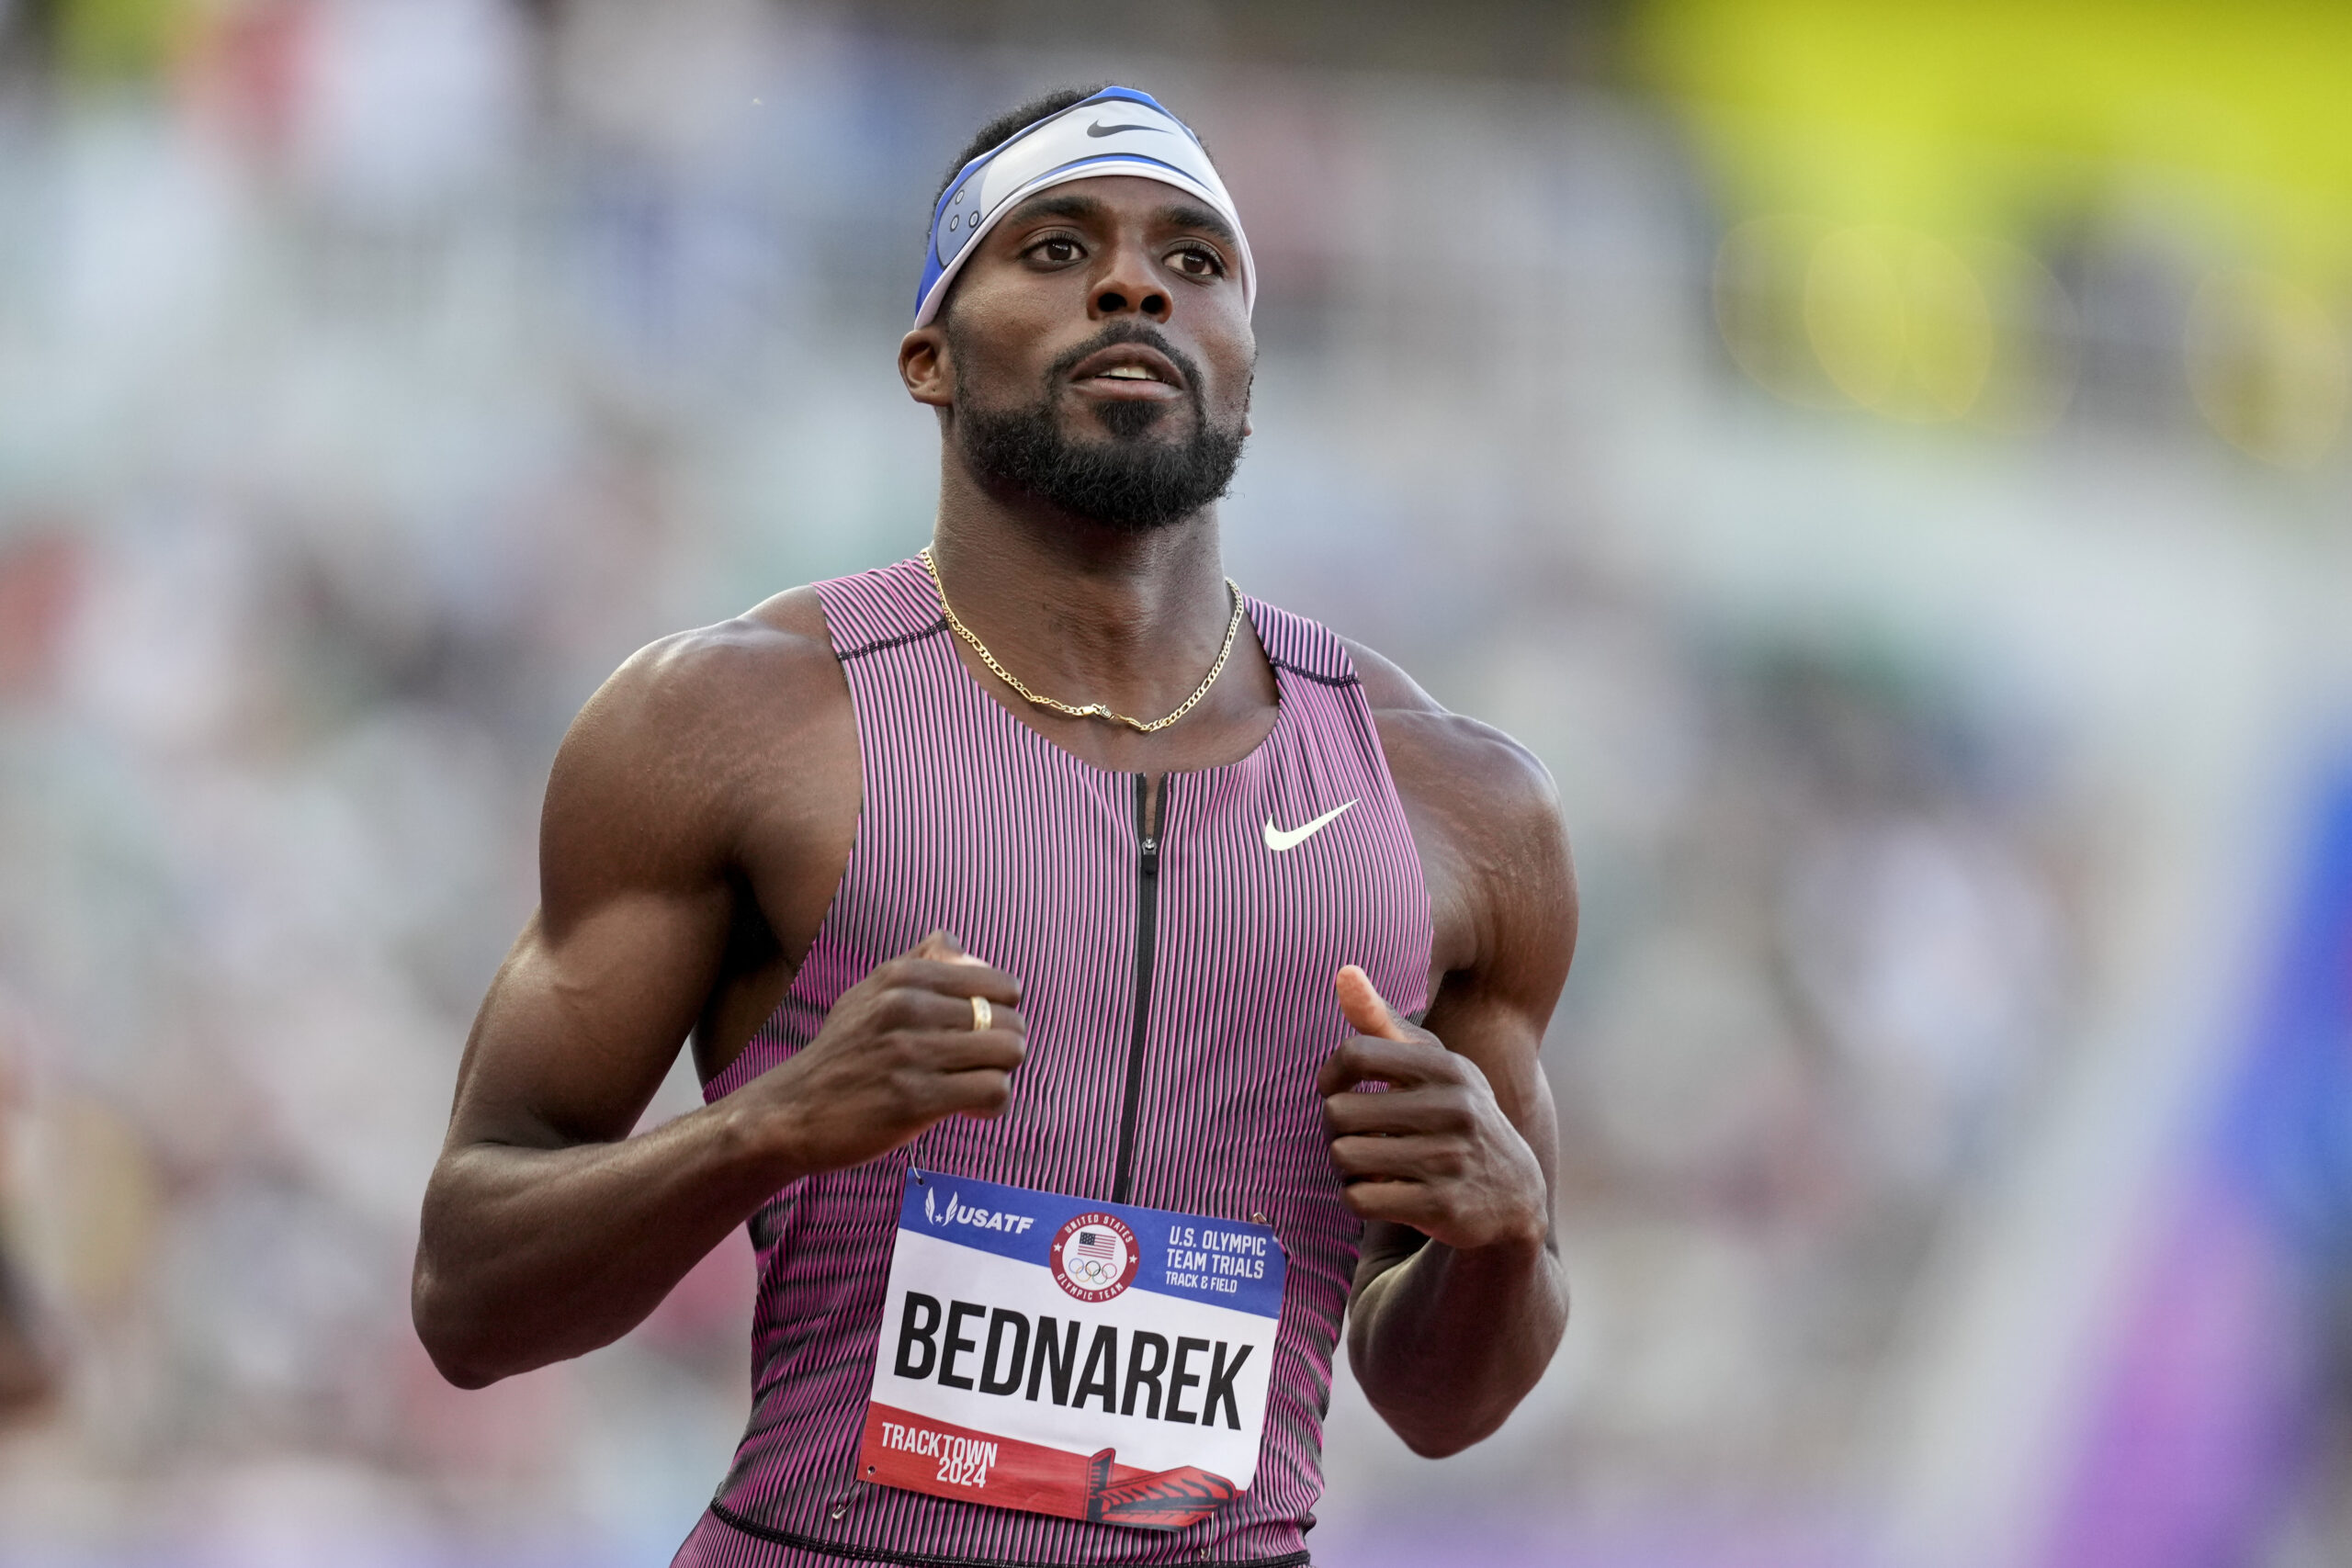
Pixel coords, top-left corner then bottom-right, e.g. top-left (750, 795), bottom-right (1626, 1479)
top-left (1110, 773), bottom-right (1161, 1204)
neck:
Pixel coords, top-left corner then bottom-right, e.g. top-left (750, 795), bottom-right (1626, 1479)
top-left (927, 450), bottom-right (1240, 726)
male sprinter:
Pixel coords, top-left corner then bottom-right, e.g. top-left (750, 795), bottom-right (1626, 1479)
top-left (414, 87), bottom-right (1573, 1567)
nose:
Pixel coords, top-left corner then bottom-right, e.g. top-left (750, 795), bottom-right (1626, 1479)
top-left (1090, 238), bottom-right (1170, 323)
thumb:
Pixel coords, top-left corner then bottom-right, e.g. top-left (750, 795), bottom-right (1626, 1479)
top-left (913, 929), bottom-right (967, 961)
top-left (1334, 964), bottom-right (1411, 1042)
top-left (913, 929), bottom-right (990, 967)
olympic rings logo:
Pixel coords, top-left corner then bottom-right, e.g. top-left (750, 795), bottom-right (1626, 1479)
top-left (1067, 1255), bottom-right (1122, 1286)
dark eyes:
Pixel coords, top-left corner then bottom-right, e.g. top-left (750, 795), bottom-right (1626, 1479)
top-left (1170, 245), bottom-right (1224, 278)
top-left (1021, 234), bottom-right (1227, 279)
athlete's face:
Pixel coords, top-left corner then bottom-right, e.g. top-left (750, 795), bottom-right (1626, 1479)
top-left (899, 175), bottom-right (1256, 529)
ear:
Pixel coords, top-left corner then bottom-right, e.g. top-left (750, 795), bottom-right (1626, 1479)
top-left (899, 326), bottom-right (953, 409)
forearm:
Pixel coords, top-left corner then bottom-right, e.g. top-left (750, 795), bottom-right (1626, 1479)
top-left (413, 1093), bottom-right (795, 1387)
top-left (1348, 1234), bottom-right (1567, 1456)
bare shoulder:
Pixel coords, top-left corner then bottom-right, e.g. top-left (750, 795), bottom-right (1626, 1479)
top-left (1342, 637), bottom-right (1562, 837)
top-left (561, 587), bottom-right (841, 784)
top-left (1340, 636), bottom-right (1575, 979)
top-left (541, 586), bottom-right (854, 908)
top-left (603, 582), bottom-right (837, 709)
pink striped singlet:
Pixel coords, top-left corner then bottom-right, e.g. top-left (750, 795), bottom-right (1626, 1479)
top-left (674, 558), bottom-right (1432, 1568)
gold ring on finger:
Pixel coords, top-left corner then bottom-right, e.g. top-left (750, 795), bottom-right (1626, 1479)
top-left (970, 996), bottom-right (992, 1032)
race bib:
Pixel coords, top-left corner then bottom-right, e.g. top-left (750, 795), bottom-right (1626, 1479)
top-left (857, 1170), bottom-right (1286, 1531)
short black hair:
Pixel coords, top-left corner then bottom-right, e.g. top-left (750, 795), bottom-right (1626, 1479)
top-left (933, 85), bottom-right (1107, 206)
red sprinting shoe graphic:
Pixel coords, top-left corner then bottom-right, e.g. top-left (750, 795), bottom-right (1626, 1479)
top-left (1083, 1448), bottom-right (1238, 1529)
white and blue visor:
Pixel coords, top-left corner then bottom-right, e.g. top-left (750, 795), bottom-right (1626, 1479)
top-left (914, 85), bottom-right (1255, 327)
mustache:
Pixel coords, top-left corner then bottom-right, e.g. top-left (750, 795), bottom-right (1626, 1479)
top-left (1045, 321), bottom-right (1208, 400)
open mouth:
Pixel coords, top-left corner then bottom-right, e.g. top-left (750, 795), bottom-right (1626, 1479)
top-left (1067, 343), bottom-right (1187, 396)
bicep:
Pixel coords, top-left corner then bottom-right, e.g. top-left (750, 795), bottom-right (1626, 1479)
top-left (443, 654), bottom-right (749, 1155)
top-left (447, 886), bottom-right (733, 1153)
top-left (1423, 729), bottom-right (1577, 1197)
top-left (1351, 729), bottom-right (1577, 1288)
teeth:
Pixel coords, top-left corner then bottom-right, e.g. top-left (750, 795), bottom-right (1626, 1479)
top-left (1101, 366), bottom-right (1159, 381)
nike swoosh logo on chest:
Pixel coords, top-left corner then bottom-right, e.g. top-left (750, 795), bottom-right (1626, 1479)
top-left (1263, 799), bottom-right (1358, 852)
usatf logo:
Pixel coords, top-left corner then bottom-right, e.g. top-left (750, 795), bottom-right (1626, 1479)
top-left (1049, 1213), bottom-right (1141, 1303)
top-left (924, 1188), bottom-right (1038, 1235)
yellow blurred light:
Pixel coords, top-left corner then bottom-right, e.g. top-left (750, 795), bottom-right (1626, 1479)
top-left (2185, 271), bottom-right (2348, 466)
top-left (1962, 240), bottom-right (2080, 435)
top-left (1635, 0), bottom-right (2352, 281)
top-left (1716, 215), bottom-right (1842, 407)
top-left (1644, 0), bottom-right (2352, 451)
top-left (1802, 226), bottom-right (1994, 421)
top-left (1805, 227), bottom-right (1908, 408)
top-left (1904, 237), bottom-right (1995, 421)
top-left (57, 0), bottom-right (198, 82)
top-left (1722, 220), bottom-right (2003, 423)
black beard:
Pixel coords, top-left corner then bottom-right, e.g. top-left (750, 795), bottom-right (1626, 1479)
top-left (951, 323), bottom-right (1247, 532)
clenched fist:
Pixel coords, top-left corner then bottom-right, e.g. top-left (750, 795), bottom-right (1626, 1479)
top-left (1318, 965), bottom-right (1547, 1254)
top-left (741, 931), bottom-right (1028, 1177)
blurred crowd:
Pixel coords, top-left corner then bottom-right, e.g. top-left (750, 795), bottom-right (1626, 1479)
top-left (1, 3), bottom-right (2348, 1565)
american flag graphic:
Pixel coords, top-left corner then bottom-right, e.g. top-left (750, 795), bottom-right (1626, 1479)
top-left (1074, 1231), bottom-right (1116, 1259)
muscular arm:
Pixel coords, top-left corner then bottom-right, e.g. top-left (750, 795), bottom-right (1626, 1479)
top-left (1332, 650), bottom-right (1577, 1456)
top-left (413, 599), bottom-right (1025, 1388)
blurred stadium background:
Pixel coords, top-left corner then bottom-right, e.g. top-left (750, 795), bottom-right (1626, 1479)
top-left (2, 1), bottom-right (2350, 1563)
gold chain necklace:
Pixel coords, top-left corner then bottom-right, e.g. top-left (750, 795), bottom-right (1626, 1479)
top-left (918, 547), bottom-right (1245, 735)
